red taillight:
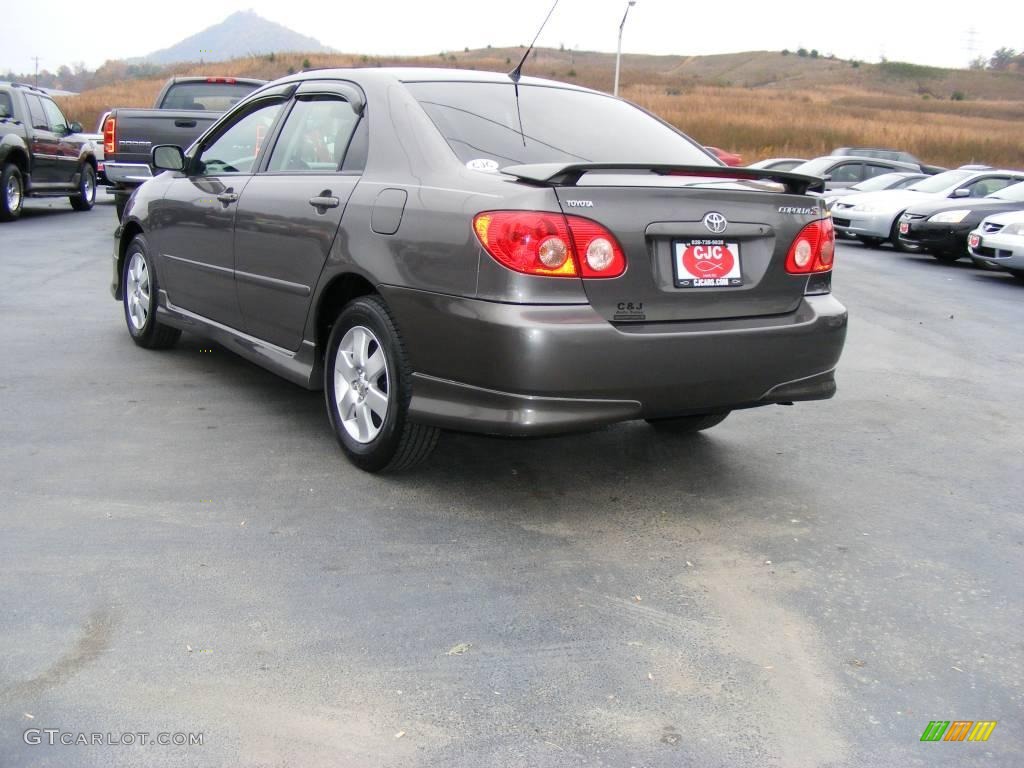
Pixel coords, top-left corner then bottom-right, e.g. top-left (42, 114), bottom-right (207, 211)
top-left (103, 116), bottom-right (116, 155)
top-left (473, 211), bottom-right (626, 278)
top-left (206, 77), bottom-right (237, 84)
top-left (785, 218), bottom-right (835, 274)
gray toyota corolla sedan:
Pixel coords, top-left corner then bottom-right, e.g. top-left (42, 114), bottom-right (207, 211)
top-left (111, 68), bottom-right (847, 472)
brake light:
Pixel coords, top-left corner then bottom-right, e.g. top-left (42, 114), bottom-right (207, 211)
top-left (103, 116), bottom-right (116, 155)
top-left (206, 77), bottom-right (237, 84)
top-left (785, 218), bottom-right (835, 274)
top-left (473, 211), bottom-right (626, 278)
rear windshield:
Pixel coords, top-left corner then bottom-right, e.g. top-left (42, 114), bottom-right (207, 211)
top-left (0, 91), bottom-right (13, 119)
top-left (907, 170), bottom-right (973, 193)
top-left (160, 82), bottom-right (261, 111)
top-left (405, 81), bottom-right (713, 168)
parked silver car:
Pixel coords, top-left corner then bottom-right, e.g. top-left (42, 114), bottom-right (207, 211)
top-left (968, 210), bottom-right (1024, 279)
top-left (831, 168), bottom-right (1024, 249)
top-left (789, 155), bottom-right (923, 191)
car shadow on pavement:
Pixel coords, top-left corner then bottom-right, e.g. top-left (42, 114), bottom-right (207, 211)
top-left (403, 421), bottom-right (771, 521)
top-left (163, 332), bottom-right (775, 512)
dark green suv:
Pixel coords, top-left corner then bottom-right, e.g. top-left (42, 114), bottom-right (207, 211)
top-left (0, 81), bottom-right (98, 221)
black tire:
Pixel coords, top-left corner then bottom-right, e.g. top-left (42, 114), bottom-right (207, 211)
top-left (324, 295), bottom-right (439, 473)
top-left (859, 236), bottom-right (884, 249)
top-left (114, 195), bottom-right (128, 221)
top-left (646, 412), bottom-right (730, 433)
top-left (1, 162), bottom-right (24, 222)
top-left (69, 163), bottom-right (96, 211)
top-left (932, 251), bottom-right (962, 264)
top-left (1008, 269), bottom-right (1024, 284)
top-left (122, 234), bottom-right (180, 349)
top-left (889, 216), bottom-right (916, 252)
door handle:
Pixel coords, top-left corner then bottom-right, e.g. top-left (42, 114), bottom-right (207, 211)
top-left (308, 194), bottom-right (340, 213)
top-left (216, 191), bottom-right (239, 206)
top-left (175, 119), bottom-right (197, 128)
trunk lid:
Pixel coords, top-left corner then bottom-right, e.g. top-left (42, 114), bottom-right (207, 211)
top-left (548, 172), bottom-right (825, 323)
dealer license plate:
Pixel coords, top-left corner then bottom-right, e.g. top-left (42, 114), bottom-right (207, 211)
top-left (673, 240), bottom-right (743, 288)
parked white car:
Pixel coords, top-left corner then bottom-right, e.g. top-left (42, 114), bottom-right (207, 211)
top-left (831, 168), bottom-right (1024, 250)
top-left (968, 210), bottom-right (1024, 280)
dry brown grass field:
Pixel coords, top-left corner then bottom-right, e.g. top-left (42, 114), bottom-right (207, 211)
top-left (56, 48), bottom-right (1024, 169)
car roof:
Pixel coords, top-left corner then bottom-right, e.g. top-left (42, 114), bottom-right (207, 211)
top-left (283, 67), bottom-right (600, 93)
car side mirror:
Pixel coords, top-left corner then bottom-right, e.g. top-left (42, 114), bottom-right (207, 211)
top-left (952, 188), bottom-right (970, 198)
top-left (822, 174), bottom-right (832, 181)
top-left (68, 121), bottom-right (83, 134)
top-left (152, 145), bottom-right (186, 172)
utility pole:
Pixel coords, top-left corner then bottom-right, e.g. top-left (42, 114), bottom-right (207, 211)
top-left (32, 56), bottom-right (41, 87)
top-left (964, 26), bottom-right (979, 67)
top-left (613, 1), bottom-right (636, 97)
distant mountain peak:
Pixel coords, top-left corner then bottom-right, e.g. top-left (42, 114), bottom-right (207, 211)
top-left (140, 11), bottom-right (333, 65)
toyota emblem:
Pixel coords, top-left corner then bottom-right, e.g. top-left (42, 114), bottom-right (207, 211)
top-left (703, 212), bottom-right (728, 234)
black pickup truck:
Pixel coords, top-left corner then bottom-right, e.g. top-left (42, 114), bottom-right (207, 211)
top-left (0, 81), bottom-right (99, 221)
top-left (102, 76), bottom-right (265, 218)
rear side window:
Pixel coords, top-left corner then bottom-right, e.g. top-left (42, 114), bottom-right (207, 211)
top-left (267, 97), bottom-right (360, 173)
top-left (0, 92), bottom-right (13, 119)
top-left (405, 81), bottom-right (712, 168)
top-left (161, 82), bottom-right (261, 111)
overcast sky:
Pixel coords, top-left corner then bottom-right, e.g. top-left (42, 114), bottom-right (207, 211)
top-left (3, 0), bottom-right (1015, 74)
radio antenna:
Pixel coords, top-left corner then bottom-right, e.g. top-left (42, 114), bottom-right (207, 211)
top-left (508, 0), bottom-right (560, 147)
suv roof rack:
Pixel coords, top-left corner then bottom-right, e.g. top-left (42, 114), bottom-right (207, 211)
top-left (6, 82), bottom-right (47, 93)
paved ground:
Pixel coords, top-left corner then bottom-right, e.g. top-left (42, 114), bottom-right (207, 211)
top-left (1, 197), bottom-right (1021, 767)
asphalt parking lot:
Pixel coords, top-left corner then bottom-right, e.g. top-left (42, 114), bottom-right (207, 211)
top-left (1, 197), bottom-right (1021, 768)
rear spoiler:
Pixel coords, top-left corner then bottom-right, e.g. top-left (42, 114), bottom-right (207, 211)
top-left (502, 163), bottom-right (824, 196)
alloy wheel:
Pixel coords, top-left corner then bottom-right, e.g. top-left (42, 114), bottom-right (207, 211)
top-left (333, 325), bottom-right (390, 443)
top-left (6, 173), bottom-right (22, 212)
top-left (125, 252), bottom-right (151, 331)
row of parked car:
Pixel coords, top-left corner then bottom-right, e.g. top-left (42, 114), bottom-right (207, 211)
top-left (749, 149), bottom-right (1024, 280)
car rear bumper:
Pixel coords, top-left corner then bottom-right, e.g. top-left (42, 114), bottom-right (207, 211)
top-left (382, 286), bottom-right (848, 436)
top-left (831, 209), bottom-right (895, 239)
top-left (104, 162), bottom-right (152, 187)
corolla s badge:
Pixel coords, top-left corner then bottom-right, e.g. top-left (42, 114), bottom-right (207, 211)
top-left (703, 212), bottom-right (728, 233)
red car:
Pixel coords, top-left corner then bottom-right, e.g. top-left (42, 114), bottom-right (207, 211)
top-left (705, 146), bottom-right (743, 167)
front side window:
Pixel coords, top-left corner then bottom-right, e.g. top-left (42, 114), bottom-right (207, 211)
top-left (406, 81), bottom-right (711, 168)
top-left (829, 163), bottom-right (863, 183)
top-left (267, 97), bottom-right (360, 173)
top-left (40, 98), bottom-right (69, 133)
top-left (908, 170), bottom-right (973, 194)
top-left (863, 164), bottom-right (894, 179)
top-left (195, 100), bottom-right (284, 176)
